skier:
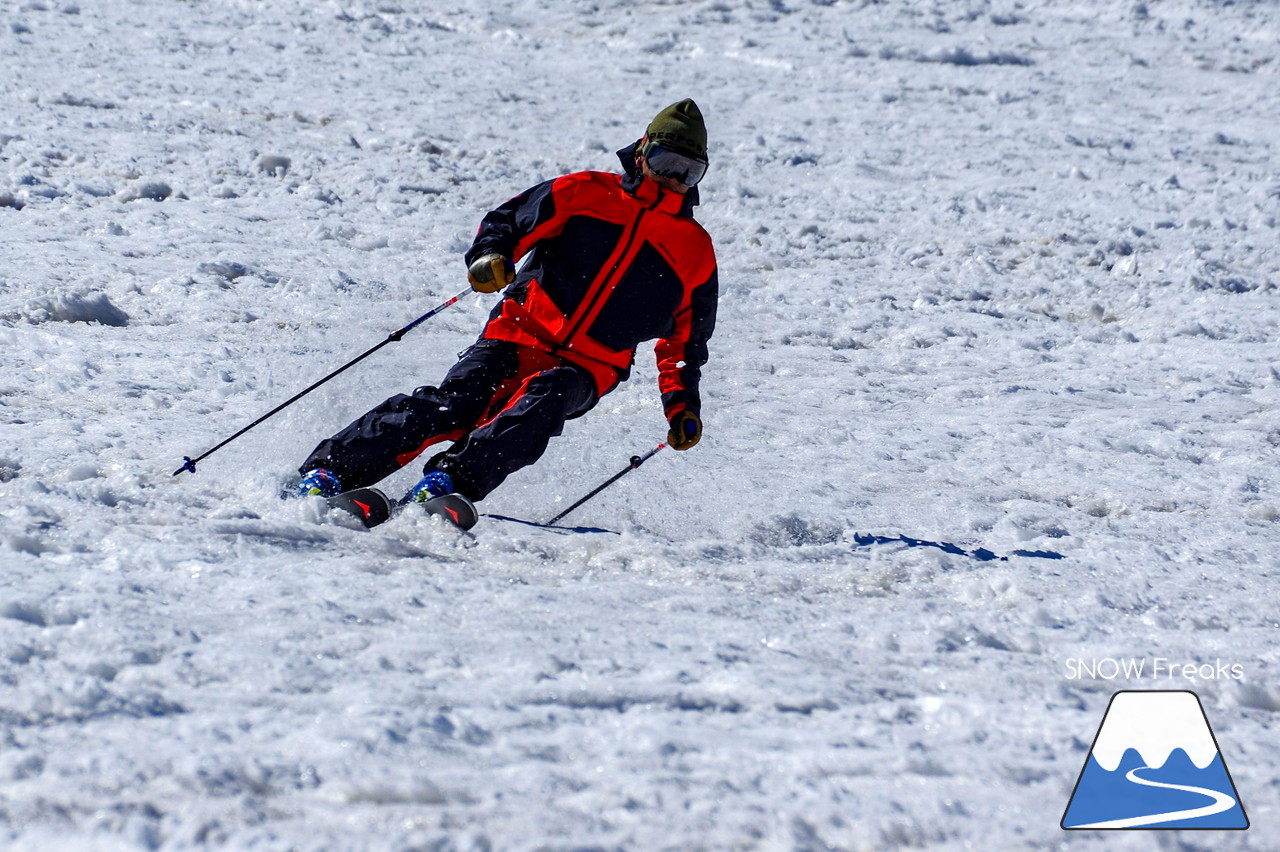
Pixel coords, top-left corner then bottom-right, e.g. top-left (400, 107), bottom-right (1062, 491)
top-left (294, 99), bottom-right (719, 510)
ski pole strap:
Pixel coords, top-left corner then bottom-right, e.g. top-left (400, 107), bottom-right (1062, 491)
top-left (172, 287), bottom-right (474, 477)
top-left (547, 442), bottom-right (666, 526)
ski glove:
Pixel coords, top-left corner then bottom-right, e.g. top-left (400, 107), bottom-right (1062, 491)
top-left (667, 410), bottom-right (702, 451)
top-left (467, 253), bottom-right (516, 293)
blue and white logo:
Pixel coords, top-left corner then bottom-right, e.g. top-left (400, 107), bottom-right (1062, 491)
top-left (1062, 690), bottom-right (1248, 830)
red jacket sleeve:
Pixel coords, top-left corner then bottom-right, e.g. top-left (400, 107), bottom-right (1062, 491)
top-left (656, 264), bottom-right (718, 418)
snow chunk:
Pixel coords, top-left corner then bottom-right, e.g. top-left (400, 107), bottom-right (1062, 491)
top-left (24, 291), bottom-right (129, 326)
top-left (117, 181), bottom-right (172, 202)
top-left (921, 46), bottom-right (1034, 67)
top-left (877, 45), bottom-right (1035, 66)
top-left (1233, 682), bottom-right (1280, 713)
top-left (50, 92), bottom-right (116, 110)
top-left (258, 155), bottom-right (291, 177)
top-left (196, 261), bottom-right (280, 284)
top-left (63, 463), bottom-right (103, 482)
top-left (1, 601), bottom-right (47, 626)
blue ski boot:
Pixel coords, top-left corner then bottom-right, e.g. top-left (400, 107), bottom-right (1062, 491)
top-left (403, 470), bottom-right (477, 530)
top-left (296, 468), bottom-right (343, 498)
top-left (405, 470), bottom-right (454, 504)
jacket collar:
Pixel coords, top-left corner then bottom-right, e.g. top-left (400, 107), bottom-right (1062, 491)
top-left (616, 142), bottom-right (701, 216)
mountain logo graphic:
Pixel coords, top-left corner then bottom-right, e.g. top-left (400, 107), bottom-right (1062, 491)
top-left (1062, 690), bottom-right (1248, 830)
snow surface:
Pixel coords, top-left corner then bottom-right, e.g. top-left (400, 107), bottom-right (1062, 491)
top-left (2, 0), bottom-right (1279, 849)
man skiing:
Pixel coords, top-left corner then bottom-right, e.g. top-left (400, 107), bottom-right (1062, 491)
top-left (294, 99), bottom-right (719, 513)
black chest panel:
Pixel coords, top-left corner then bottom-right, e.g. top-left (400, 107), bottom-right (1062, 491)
top-left (589, 242), bottom-right (684, 351)
top-left (528, 214), bottom-right (624, 317)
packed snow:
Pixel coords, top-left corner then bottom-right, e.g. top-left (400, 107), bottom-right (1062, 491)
top-left (2, 0), bottom-right (1278, 849)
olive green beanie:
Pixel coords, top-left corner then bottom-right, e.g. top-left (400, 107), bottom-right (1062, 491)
top-left (645, 99), bottom-right (708, 161)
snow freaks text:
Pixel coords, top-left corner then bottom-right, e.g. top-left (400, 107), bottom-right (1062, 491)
top-left (1063, 658), bottom-right (1245, 682)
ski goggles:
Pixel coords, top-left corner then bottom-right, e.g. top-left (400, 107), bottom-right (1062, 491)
top-left (641, 141), bottom-right (708, 188)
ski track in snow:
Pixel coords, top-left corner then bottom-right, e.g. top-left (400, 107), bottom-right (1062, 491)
top-left (1, 1), bottom-right (1278, 849)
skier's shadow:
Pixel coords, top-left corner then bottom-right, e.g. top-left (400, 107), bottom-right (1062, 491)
top-left (484, 513), bottom-right (619, 536)
top-left (852, 532), bottom-right (1065, 562)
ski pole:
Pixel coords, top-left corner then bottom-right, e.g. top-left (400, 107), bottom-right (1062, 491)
top-left (547, 443), bottom-right (666, 525)
top-left (173, 286), bottom-right (474, 477)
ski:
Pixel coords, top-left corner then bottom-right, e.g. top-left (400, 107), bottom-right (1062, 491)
top-left (326, 487), bottom-right (478, 531)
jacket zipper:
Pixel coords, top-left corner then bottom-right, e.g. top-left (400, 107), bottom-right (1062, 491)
top-left (561, 196), bottom-right (662, 349)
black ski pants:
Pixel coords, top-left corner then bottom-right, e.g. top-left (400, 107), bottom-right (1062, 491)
top-left (300, 339), bottom-right (599, 500)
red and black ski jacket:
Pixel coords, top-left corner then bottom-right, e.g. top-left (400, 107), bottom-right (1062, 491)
top-left (466, 146), bottom-right (718, 419)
